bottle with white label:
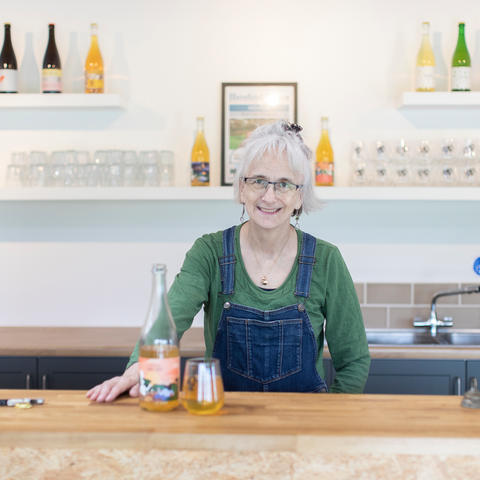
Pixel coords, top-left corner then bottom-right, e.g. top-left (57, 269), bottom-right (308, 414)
top-left (451, 22), bottom-right (471, 91)
top-left (0, 23), bottom-right (18, 93)
top-left (416, 22), bottom-right (435, 92)
top-left (42, 24), bottom-right (62, 93)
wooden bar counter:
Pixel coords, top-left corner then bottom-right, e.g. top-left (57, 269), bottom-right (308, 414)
top-left (1, 389), bottom-right (479, 479)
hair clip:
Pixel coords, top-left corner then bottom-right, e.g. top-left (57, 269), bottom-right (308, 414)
top-left (284, 122), bottom-right (303, 134)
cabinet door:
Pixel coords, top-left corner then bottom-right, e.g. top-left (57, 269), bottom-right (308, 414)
top-left (0, 356), bottom-right (37, 389)
top-left (466, 360), bottom-right (480, 391)
top-left (364, 359), bottom-right (465, 395)
top-left (38, 357), bottom-right (128, 390)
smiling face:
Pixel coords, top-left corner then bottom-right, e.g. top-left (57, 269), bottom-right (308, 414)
top-left (239, 152), bottom-right (303, 231)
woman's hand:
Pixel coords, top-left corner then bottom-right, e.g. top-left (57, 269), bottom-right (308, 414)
top-left (86, 362), bottom-right (139, 403)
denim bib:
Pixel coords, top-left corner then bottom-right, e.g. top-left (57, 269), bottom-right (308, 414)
top-left (212, 226), bottom-right (327, 393)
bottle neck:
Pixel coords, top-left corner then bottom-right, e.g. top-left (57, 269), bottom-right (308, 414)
top-left (321, 118), bottom-right (329, 135)
top-left (48, 26), bottom-right (56, 44)
top-left (457, 24), bottom-right (466, 46)
top-left (4, 25), bottom-right (12, 46)
top-left (196, 118), bottom-right (205, 133)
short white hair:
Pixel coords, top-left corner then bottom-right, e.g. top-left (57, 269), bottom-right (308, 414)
top-left (233, 120), bottom-right (321, 214)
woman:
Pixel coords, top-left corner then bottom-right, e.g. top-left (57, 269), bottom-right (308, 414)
top-left (87, 120), bottom-right (370, 402)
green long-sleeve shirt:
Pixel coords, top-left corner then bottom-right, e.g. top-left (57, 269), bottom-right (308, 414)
top-left (128, 225), bottom-right (370, 393)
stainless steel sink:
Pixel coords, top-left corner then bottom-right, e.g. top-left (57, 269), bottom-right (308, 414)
top-left (366, 330), bottom-right (480, 346)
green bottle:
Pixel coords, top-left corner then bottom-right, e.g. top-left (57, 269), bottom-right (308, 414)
top-left (451, 22), bottom-right (471, 91)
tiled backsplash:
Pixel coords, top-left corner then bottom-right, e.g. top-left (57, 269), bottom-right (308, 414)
top-left (355, 283), bottom-right (480, 329)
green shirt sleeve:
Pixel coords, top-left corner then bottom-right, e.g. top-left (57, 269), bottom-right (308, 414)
top-left (323, 247), bottom-right (370, 393)
top-left (125, 236), bottom-right (214, 369)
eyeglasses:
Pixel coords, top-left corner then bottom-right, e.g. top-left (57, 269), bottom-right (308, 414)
top-left (242, 177), bottom-right (303, 195)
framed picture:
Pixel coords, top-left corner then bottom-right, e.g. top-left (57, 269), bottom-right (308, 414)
top-left (221, 82), bottom-right (297, 186)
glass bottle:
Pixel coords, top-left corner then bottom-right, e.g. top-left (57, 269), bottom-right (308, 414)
top-left (191, 116), bottom-right (210, 186)
top-left (138, 264), bottom-right (180, 412)
top-left (315, 116), bottom-right (334, 186)
top-left (42, 24), bottom-right (62, 93)
top-left (0, 23), bottom-right (18, 93)
top-left (416, 22), bottom-right (435, 92)
top-left (85, 23), bottom-right (104, 93)
top-left (451, 22), bottom-right (471, 91)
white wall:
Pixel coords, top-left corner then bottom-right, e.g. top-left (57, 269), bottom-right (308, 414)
top-left (1, 0), bottom-right (480, 326)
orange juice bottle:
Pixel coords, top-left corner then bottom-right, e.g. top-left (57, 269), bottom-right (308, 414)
top-left (138, 264), bottom-right (179, 412)
top-left (191, 116), bottom-right (210, 186)
top-left (85, 23), bottom-right (104, 93)
top-left (315, 117), bottom-right (334, 186)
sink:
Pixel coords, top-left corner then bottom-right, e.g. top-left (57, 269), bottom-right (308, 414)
top-left (366, 330), bottom-right (480, 346)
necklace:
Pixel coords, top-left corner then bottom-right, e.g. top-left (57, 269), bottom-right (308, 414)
top-left (249, 228), bottom-right (292, 287)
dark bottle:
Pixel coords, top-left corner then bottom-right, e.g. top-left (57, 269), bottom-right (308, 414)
top-left (0, 23), bottom-right (18, 93)
top-left (42, 24), bottom-right (62, 93)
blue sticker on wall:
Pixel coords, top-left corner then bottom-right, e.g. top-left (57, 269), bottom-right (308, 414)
top-left (474, 257), bottom-right (480, 276)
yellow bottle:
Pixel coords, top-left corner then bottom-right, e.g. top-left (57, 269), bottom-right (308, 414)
top-left (416, 21), bottom-right (435, 92)
top-left (315, 117), bottom-right (334, 186)
top-left (85, 23), bottom-right (104, 93)
top-left (191, 116), bottom-right (210, 186)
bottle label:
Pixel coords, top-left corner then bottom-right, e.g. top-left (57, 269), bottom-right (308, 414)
top-left (139, 356), bottom-right (179, 402)
top-left (191, 162), bottom-right (210, 185)
top-left (451, 67), bottom-right (471, 90)
top-left (85, 72), bottom-right (104, 92)
top-left (416, 66), bottom-right (435, 90)
top-left (42, 69), bottom-right (62, 92)
top-left (315, 162), bottom-right (334, 185)
top-left (0, 69), bottom-right (18, 92)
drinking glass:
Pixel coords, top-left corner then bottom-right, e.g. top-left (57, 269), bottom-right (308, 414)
top-left (438, 138), bottom-right (457, 185)
top-left (75, 151), bottom-right (91, 187)
top-left (49, 151), bottom-right (66, 187)
top-left (459, 139), bottom-right (478, 186)
top-left (159, 150), bottom-right (174, 187)
top-left (350, 141), bottom-right (368, 186)
top-left (139, 151), bottom-right (160, 187)
top-left (104, 150), bottom-right (124, 187)
top-left (6, 152), bottom-right (28, 187)
top-left (29, 151), bottom-right (49, 187)
top-left (392, 138), bottom-right (411, 185)
top-left (181, 357), bottom-right (224, 415)
top-left (123, 150), bottom-right (139, 187)
top-left (373, 141), bottom-right (390, 185)
top-left (88, 150), bottom-right (107, 187)
top-left (412, 140), bottom-right (432, 186)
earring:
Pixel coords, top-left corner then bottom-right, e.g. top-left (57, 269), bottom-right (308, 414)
top-left (240, 204), bottom-right (246, 223)
top-left (294, 209), bottom-right (300, 229)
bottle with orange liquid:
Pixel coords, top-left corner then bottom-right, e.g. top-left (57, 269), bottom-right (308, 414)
top-left (191, 116), bottom-right (210, 186)
top-left (85, 23), bottom-right (103, 93)
top-left (138, 264), bottom-right (180, 412)
top-left (315, 116), bottom-right (334, 186)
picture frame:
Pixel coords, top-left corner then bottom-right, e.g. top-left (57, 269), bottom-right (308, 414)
top-left (221, 82), bottom-right (297, 186)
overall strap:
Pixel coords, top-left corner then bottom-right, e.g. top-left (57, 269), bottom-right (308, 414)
top-left (219, 226), bottom-right (236, 295)
top-left (294, 232), bottom-right (317, 298)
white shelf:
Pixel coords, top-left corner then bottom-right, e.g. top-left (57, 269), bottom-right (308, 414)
top-left (0, 93), bottom-right (123, 109)
top-left (401, 91), bottom-right (480, 107)
top-left (1, 186), bottom-right (480, 202)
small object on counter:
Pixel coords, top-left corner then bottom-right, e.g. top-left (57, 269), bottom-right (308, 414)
top-left (0, 398), bottom-right (44, 407)
top-left (191, 116), bottom-right (210, 186)
top-left (461, 378), bottom-right (480, 409)
top-left (315, 116), bottom-right (334, 186)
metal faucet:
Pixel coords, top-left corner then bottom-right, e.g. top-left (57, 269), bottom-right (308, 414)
top-left (413, 285), bottom-right (480, 336)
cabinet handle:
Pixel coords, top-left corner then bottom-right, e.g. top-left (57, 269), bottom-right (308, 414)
top-left (25, 373), bottom-right (31, 389)
top-left (41, 374), bottom-right (47, 390)
top-left (454, 376), bottom-right (462, 396)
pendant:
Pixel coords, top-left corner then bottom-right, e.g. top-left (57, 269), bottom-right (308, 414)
top-left (261, 275), bottom-right (268, 286)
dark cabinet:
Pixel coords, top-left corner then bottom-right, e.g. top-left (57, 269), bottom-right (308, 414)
top-left (38, 357), bottom-right (129, 390)
top-left (0, 356), bottom-right (38, 389)
top-left (466, 360), bottom-right (480, 391)
top-left (363, 359), bottom-right (466, 395)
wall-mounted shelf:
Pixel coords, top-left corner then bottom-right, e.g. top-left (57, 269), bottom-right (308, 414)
top-left (1, 186), bottom-right (480, 201)
top-left (401, 92), bottom-right (480, 108)
top-left (0, 93), bottom-right (123, 109)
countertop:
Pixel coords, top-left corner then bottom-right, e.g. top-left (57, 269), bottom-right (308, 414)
top-left (1, 389), bottom-right (479, 479)
top-left (1, 327), bottom-right (479, 359)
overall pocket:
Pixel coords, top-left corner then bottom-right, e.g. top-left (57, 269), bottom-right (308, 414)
top-left (226, 317), bottom-right (302, 383)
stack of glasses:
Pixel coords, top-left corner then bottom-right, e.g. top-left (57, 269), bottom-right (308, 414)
top-left (5, 150), bottom-right (175, 188)
top-left (351, 139), bottom-right (480, 187)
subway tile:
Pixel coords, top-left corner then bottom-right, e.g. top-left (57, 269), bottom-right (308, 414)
top-left (460, 284), bottom-right (480, 305)
top-left (389, 307), bottom-right (429, 329)
top-left (413, 283), bottom-right (459, 305)
top-left (354, 283), bottom-right (364, 304)
top-left (361, 307), bottom-right (387, 328)
top-left (436, 307), bottom-right (480, 329)
top-left (366, 283), bottom-right (411, 305)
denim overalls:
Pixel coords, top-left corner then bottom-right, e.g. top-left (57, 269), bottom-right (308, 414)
top-left (212, 226), bottom-right (328, 393)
